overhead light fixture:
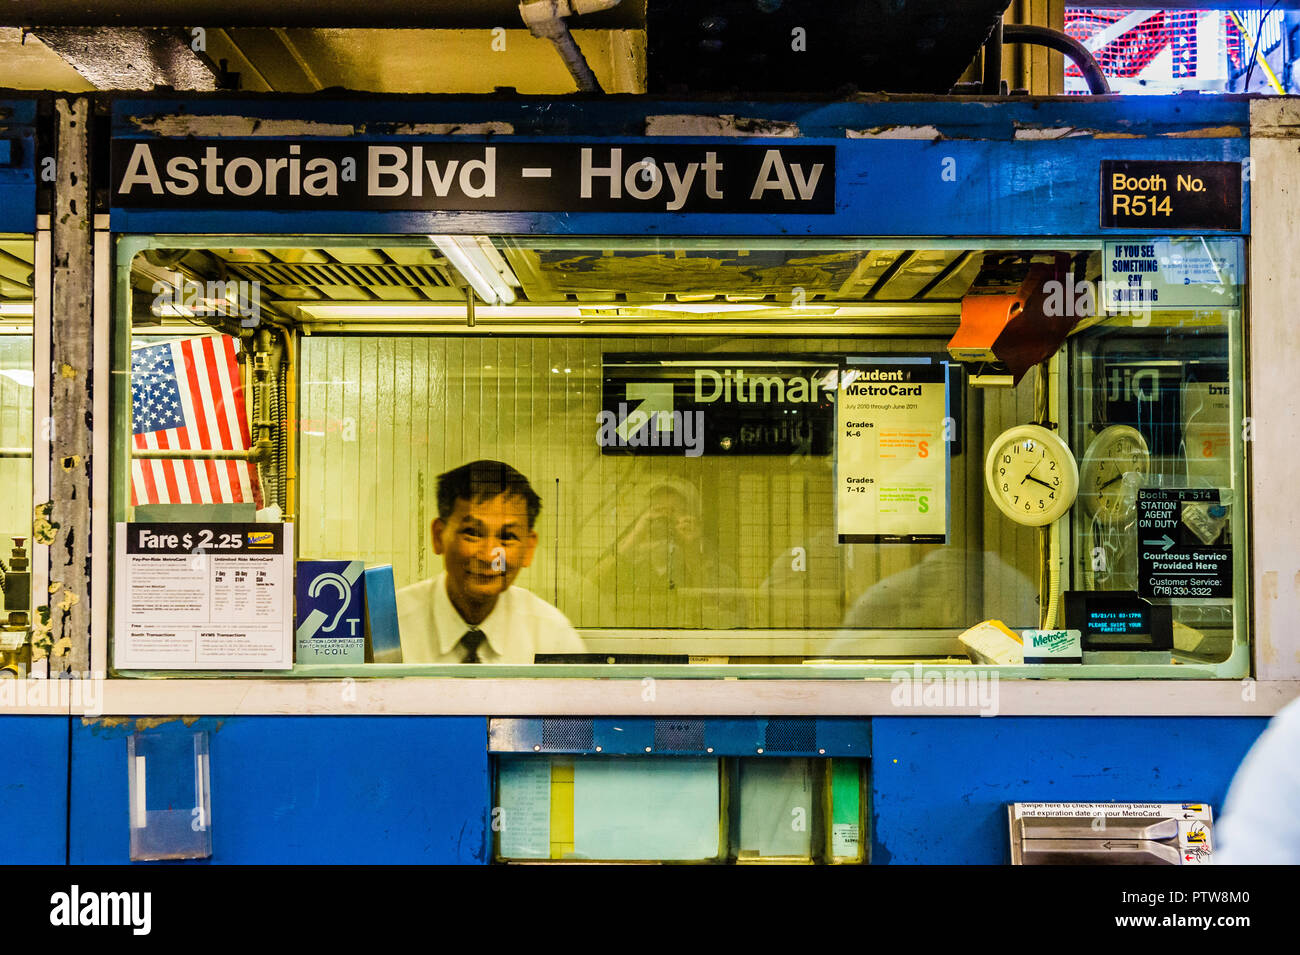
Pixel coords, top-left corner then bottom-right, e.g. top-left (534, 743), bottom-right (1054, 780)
top-left (430, 235), bottom-right (518, 306)
top-left (0, 303), bottom-right (35, 318)
top-left (634, 302), bottom-right (772, 314)
top-left (293, 300), bottom-right (958, 322)
top-left (296, 304), bottom-right (582, 321)
top-left (153, 302), bottom-right (196, 318)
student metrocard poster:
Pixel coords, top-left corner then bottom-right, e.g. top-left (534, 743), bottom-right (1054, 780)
top-left (836, 358), bottom-right (950, 544)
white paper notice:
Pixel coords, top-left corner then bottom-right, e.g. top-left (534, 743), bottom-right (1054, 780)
top-left (496, 758), bottom-right (552, 859)
top-left (837, 361), bottom-right (949, 543)
top-left (114, 522), bottom-right (293, 670)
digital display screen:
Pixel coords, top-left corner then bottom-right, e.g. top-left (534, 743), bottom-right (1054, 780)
top-left (1085, 608), bottom-right (1147, 640)
top-left (1064, 591), bottom-right (1172, 651)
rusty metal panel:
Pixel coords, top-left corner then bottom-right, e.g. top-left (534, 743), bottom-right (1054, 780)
top-left (46, 96), bottom-right (92, 674)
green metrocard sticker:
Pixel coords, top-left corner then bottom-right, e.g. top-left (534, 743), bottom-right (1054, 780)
top-left (1021, 629), bottom-right (1082, 664)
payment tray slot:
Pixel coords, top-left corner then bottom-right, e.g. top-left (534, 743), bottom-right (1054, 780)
top-left (1008, 802), bottom-right (1214, 865)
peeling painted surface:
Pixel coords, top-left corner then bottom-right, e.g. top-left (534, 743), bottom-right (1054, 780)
top-left (32, 501), bottom-right (58, 545)
top-left (29, 604), bottom-right (52, 660)
top-left (82, 715), bottom-right (204, 735)
top-left (385, 122), bottom-right (515, 136)
top-left (127, 114), bottom-right (522, 139)
top-left (1259, 571), bottom-right (1278, 664)
top-left (1161, 125), bottom-right (1244, 139)
top-left (52, 98), bottom-right (93, 674)
top-left (128, 114), bottom-right (357, 137)
top-left (644, 114), bottom-right (800, 137)
top-left (1013, 125), bottom-right (1093, 141)
top-left (84, 715), bottom-right (203, 731)
top-left (847, 124), bottom-right (944, 140)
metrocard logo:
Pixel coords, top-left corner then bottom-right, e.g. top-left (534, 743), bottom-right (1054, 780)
top-left (246, 531), bottom-right (275, 549)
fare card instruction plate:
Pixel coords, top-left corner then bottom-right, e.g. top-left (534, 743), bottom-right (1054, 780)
top-left (1101, 160), bottom-right (1241, 231)
top-left (114, 522), bottom-right (293, 670)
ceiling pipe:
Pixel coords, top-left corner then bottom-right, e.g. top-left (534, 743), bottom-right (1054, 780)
top-left (1002, 24), bottom-right (1112, 94)
top-left (518, 0), bottom-right (621, 94)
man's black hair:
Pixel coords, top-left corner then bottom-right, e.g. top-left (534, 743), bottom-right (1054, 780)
top-left (436, 459), bottom-right (542, 529)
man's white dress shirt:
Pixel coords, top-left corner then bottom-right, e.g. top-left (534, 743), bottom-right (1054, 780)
top-left (395, 572), bottom-right (584, 663)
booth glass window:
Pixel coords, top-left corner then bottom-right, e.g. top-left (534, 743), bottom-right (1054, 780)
top-left (1, 235), bottom-right (35, 674)
top-left (111, 235), bottom-right (1248, 677)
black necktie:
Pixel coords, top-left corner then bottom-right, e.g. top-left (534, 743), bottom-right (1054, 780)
top-left (459, 628), bottom-right (486, 663)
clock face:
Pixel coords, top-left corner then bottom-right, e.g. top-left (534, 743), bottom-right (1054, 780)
top-left (1080, 425), bottom-right (1150, 521)
top-left (984, 424), bottom-right (1079, 526)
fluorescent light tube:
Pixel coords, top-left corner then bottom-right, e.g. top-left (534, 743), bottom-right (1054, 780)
top-left (431, 236), bottom-right (517, 306)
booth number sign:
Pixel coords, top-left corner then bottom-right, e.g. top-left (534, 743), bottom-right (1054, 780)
top-left (1100, 160), bottom-right (1241, 231)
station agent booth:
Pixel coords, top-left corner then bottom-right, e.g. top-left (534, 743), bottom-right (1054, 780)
top-left (7, 92), bottom-right (1297, 863)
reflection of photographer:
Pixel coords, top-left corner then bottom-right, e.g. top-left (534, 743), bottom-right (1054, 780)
top-left (590, 478), bottom-right (746, 629)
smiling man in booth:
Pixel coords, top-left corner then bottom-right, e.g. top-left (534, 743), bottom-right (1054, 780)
top-left (395, 459), bottom-right (584, 664)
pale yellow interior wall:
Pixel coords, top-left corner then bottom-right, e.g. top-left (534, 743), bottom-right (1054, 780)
top-left (0, 336), bottom-right (33, 543)
top-left (296, 333), bottom-right (1043, 633)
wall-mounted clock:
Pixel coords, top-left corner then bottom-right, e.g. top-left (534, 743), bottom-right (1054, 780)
top-left (985, 424), bottom-right (1079, 526)
top-left (1079, 424), bottom-right (1150, 522)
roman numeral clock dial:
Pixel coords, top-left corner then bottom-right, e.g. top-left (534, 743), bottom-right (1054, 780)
top-left (984, 424), bottom-right (1080, 526)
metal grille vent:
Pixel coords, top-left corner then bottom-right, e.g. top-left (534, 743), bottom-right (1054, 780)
top-left (541, 718), bottom-right (594, 751)
top-left (227, 261), bottom-right (456, 289)
top-left (765, 718), bottom-right (817, 753)
top-left (654, 720), bottom-right (705, 752)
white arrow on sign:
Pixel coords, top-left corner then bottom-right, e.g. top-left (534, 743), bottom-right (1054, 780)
top-left (614, 382), bottom-right (675, 443)
top-left (1142, 534), bottom-right (1176, 551)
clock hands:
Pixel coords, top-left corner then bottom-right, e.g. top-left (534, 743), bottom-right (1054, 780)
top-left (1020, 458), bottom-right (1055, 491)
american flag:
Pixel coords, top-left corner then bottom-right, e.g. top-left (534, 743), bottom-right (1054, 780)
top-left (131, 336), bottom-right (262, 508)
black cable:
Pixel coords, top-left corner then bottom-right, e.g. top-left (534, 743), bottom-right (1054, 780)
top-left (1244, 0), bottom-right (1284, 91)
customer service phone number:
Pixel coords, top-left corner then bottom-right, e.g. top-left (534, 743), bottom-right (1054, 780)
top-left (1146, 580), bottom-right (1216, 598)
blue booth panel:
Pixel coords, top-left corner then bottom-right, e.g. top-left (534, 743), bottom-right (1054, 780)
top-left (871, 716), bottom-right (1269, 865)
top-left (70, 716), bottom-right (489, 864)
top-left (0, 716), bottom-right (68, 863)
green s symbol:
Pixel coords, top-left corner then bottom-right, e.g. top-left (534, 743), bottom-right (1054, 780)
top-left (918, 495), bottom-right (929, 513)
